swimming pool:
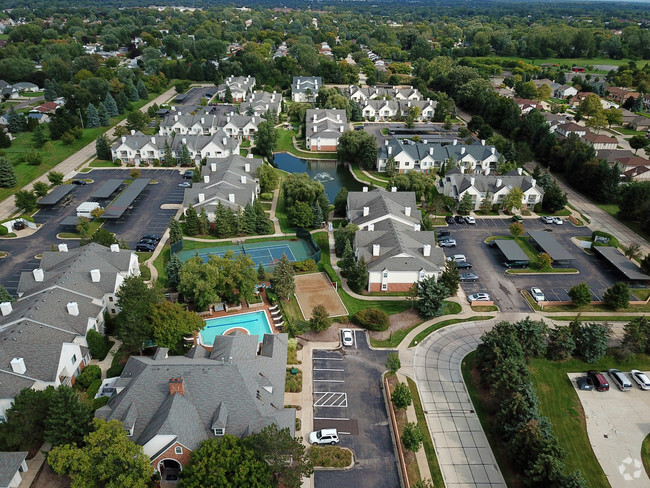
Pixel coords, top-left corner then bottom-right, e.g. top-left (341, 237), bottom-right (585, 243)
top-left (200, 311), bottom-right (272, 344)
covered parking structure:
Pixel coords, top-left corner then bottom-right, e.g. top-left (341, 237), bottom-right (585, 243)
top-left (37, 185), bottom-right (75, 206)
top-left (90, 179), bottom-right (124, 200)
top-left (592, 245), bottom-right (650, 285)
top-left (494, 239), bottom-right (530, 267)
top-left (528, 230), bottom-right (575, 267)
top-left (102, 178), bottom-right (151, 219)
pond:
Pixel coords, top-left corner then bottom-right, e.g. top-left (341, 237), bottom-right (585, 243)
top-left (272, 152), bottom-right (363, 202)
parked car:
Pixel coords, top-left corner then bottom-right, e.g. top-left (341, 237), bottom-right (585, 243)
top-left (309, 428), bottom-right (339, 445)
top-left (71, 180), bottom-right (87, 185)
top-left (456, 261), bottom-right (473, 269)
top-left (136, 243), bottom-right (155, 252)
top-left (511, 215), bottom-right (523, 223)
top-left (341, 329), bottom-right (354, 347)
top-left (540, 216), bottom-right (554, 224)
top-left (138, 238), bottom-right (157, 246)
top-left (437, 229), bottom-right (451, 238)
top-left (504, 260), bottom-right (528, 268)
top-left (439, 238), bottom-right (457, 247)
top-left (13, 220), bottom-right (25, 231)
top-left (577, 376), bottom-right (593, 391)
top-left (445, 216), bottom-right (455, 225)
top-left (178, 182), bottom-right (191, 188)
top-left (630, 370), bottom-right (650, 390)
top-left (141, 234), bottom-right (161, 242)
top-left (553, 217), bottom-right (564, 225)
top-left (608, 369), bottom-right (633, 391)
top-left (460, 272), bottom-right (479, 282)
top-left (182, 170), bottom-right (194, 179)
top-left (464, 216), bottom-right (476, 224)
top-left (468, 293), bottom-right (490, 302)
top-left (530, 287), bottom-right (545, 302)
top-left (587, 370), bottom-right (609, 391)
top-left (454, 215), bottom-right (465, 224)
top-left (446, 254), bottom-right (466, 262)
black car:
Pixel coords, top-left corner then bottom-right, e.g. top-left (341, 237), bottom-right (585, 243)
top-left (13, 220), bottom-right (25, 231)
top-left (183, 170), bottom-right (194, 179)
top-left (71, 180), bottom-right (87, 185)
top-left (445, 216), bottom-right (455, 225)
top-left (436, 230), bottom-right (451, 238)
top-left (454, 215), bottom-right (465, 224)
top-left (141, 234), bottom-right (161, 243)
top-left (136, 243), bottom-right (155, 252)
top-left (138, 238), bottom-right (158, 246)
top-left (456, 261), bottom-right (472, 269)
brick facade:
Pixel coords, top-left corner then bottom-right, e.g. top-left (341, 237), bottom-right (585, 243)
top-left (151, 441), bottom-right (192, 471)
top-left (369, 282), bottom-right (415, 292)
top-left (310, 144), bottom-right (337, 152)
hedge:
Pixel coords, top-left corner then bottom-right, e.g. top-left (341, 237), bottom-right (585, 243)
top-left (93, 396), bottom-right (110, 410)
top-left (75, 365), bottom-right (101, 389)
top-left (106, 363), bottom-right (125, 378)
top-left (260, 192), bottom-right (274, 201)
top-left (0, 227), bottom-right (7, 236)
top-left (591, 230), bottom-right (619, 249)
top-left (352, 308), bottom-right (390, 331)
top-left (87, 329), bottom-right (111, 360)
top-left (86, 379), bottom-right (102, 400)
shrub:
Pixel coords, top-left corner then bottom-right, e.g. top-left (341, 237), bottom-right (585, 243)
top-left (591, 230), bottom-right (619, 249)
top-left (260, 192), bottom-right (274, 201)
top-left (293, 259), bottom-right (316, 272)
top-left (86, 379), bottom-right (102, 400)
top-left (0, 226), bottom-right (7, 236)
top-left (352, 308), bottom-right (389, 331)
top-left (75, 365), bottom-right (101, 389)
top-left (401, 422), bottom-right (424, 452)
top-left (93, 396), bottom-right (110, 410)
top-left (106, 363), bottom-right (124, 378)
top-left (391, 382), bottom-right (412, 409)
top-left (87, 329), bottom-right (110, 360)
top-left (113, 159), bottom-right (122, 166)
top-left (153, 158), bottom-right (160, 166)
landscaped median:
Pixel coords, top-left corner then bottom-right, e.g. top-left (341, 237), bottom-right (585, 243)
top-left (309, 445), bottom-right (354, 469)
top-left (485, 236), bottom-right (579, 274)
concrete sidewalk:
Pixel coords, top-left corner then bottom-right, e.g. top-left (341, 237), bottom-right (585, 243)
top-left (88, 337), bottom-right (122, 379)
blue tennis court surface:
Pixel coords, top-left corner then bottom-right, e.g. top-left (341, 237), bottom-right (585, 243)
top-left (195, 243), bottom-right (296, 266)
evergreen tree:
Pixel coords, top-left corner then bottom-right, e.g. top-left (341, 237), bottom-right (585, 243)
top-left (198, 207), bottom-right (210, 235)
top-left (116, 90), bottom-right (129, 114)
top-left (214, 201), bottom-right (233, 238)
top-left (340, 240), bottom-right (356, 276)
top-left (253, 199), bottom-right (273, 234)
top-left (86, 103), bottom-right (100, 128)
top-left (32, 125), bottom-right (48, 148)
top-left (137, 79), bottom-right (149, 99)
top-left (97, 102), bottom-right (110, 126)
top-left (0, 285), bottom-right (14, 303)
top-left (43, 79), bottom-right (57, 101)
top-left (7, 107), bottom-right (23, 134)
top-left (163, 140), bottom-right (174, 166)
top-left (0, 126), bottom-right (11, 148)
top-left (348, 257), bottom-right (368, 293)
top-left (242, 203), bottom-right (257, 235)
top-left (44, 386), bottom-right (93, 447)
top-left (271, 254), bottom-right (296, 300)
top-left (164, 254), bottom-right (183, 288)
top-left (168, 218), bottom-right (182, 244)
top-left (312, 203), bottom-right (323, 228)
top-left (95, 134), bottom-right (112, 160)
top-left (258, 262), bottom-right (267, 281)
top-left (180, 144), bottom-right (192, 166)
top-left (0, 156), bottom-right (17, 188)
top-left (185, 206), bottom-right (200, 236)
top-left (104, 93), bottom-right (119, 117)
top-left (224, 85), bottom-right (233, 103)
top-left (128, 83), bottom-right (140, 102)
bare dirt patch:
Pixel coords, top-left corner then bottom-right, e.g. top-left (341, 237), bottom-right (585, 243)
top-left (32, 460), bottom-right (71, 488)
top-left (294, 272), bottom-right (347, 318)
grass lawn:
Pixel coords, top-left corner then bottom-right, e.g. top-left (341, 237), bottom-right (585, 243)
top-left (536, 208), bottom-right (571, 217)
top-left (275, 129), bottom-right (338, 160)
top-left (387, 375), bottom-right (421, 486)
top-left (89, 159), bottom-right (118, 168)
top-left (152, 247), bottom-right (170, 288)
top-left (488, 55), bottom-right (645, 68)
top-left (21, 91), bottom-right (44, 98)
top-left (349, 164), bottom-right (387, 187)
top-left (643, 434), bottom-right (650, 478)
top-left (285, 368), bottom-right (302, 392)
top-left (597, 203), bottom-right (650, 242)
top-left (310, 446), bottom-right (352, 468)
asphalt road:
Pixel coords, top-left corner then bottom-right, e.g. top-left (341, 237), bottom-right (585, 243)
top-left (175, 86), bottom-right (215, 107)
top-left (438, 218), bottom-right (623, 311)
top-left (313, 331), bottom-right (400, 488)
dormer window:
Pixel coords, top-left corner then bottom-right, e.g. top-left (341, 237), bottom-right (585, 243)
top-left (213, 428), bottom-right (224, 436)
top-left (125, 428), bottom-right (133, 437)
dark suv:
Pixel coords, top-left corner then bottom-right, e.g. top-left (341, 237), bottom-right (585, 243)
top-left (587, 370), bottom-right (609, 391)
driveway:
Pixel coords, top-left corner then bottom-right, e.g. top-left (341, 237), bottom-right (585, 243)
top-left (175, 86), bottom-right (214, 106)
top-left (569, 372), bottom-right (650, 488)
top-left (413, 319), bottom-right (507, 488)
top-left (313, 331), bottom-right (400, 488)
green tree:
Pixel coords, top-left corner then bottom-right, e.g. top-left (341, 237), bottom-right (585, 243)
top-left (547, 325), bottom-right (576, 360)
top-left (163, 140), bottom-right (174, 166)
top-left (95, 134), bottom-right (112, 161)
top-left (401, 422), bottom-right (424, 452)
top-left (0, 127), bottom-right (11, 148)
top-left (32, 125), bottom-right (48, 148)
top-left (165, 254), bottom-right (183, 288)
top-left (337, 130), bottom-right (378, 170)
top-left (578, 94), bottom-right (602, 118)
top-left (575, 323), bottom-right (609, 363)
top-left (309, 304), bottom-right (331, 332)
top-left (509, 222), bottom-right (524, 237)
top-left (391, 382), bottom-right (412, 410)
top-left (185, 206), bottom-right (200, 236)
top-left (257, 163), bottom-right (279, 192)
top-left (385, 156), bottom-right (397, 177)
top-left (115, 275), bottom-right (163, 352)
top-left (568, 282), bottom-right (592, 307)
top-left (169, 218), bottom-right (182, 244)
top-left (98, 103), bottom-right (110, 126)
top-left (0, 285), bottom-right (14, 303)
top-left (224, 85), bottom-right (233, 103)
top-left (7, 107), bottom-right (24, 133)
top-left (630, 135), bottom-right (649, 154)
top-left (605, 108), bottom-right (623, 128)
top-left (622, 316), bottom-right (650, 354)
top-left (125, 111), bottom-right (149, 133)
top-left (257, 262), bottom-right (267, 281)
top-left (333, 187), bottom-right (348, 216)
top-left (115, 90), bottom-right (128, 114)
top-left (180, 144), bottom-right (192, 166)
top-left (86, 103), bottom-right (100, 128)
top-left (438, 261), bottom-right (460, 296)
top-left (457, 193), bottom-right (474, 215)
top-left (536, 253), bottom-right (552, 270)
top-left (44, 386), bottom-right (93, 447)
top-left (287, 201), bottom-right (314, 228)
top-left (386, 352), bottom-right (401, 374)
top-left (48, 419), bottom-right (154, 488)
top-left (585, 108), bottom-right (607, 133)
top-left (33, 181), bottom-right (49, 198)
top-left (198, 207), bottom-right (210, 235)
top-left (271, 254), bottom-right (296, 300)
top-left (622, 243), bottom-right (642, 261)
top-left (254, 120), bottom-right (278, 161)
top-left (502, 187), bottom-right (524, 213)
top-left (603, 282), bottom-right (630, 310)
top-left (0, 156), bottom-right (17, 188)
top-left (15, 190), bottom-right (38, 212)
top-left (178, 256), bottom-right (220, 311)
top-left (0, 387), bottom-right (54, 451)
top-left (179, 436), bottom-right (272, 488)
top-left (417, 276), bottom-right (450, 318)
top-left (103, 93), bottom-right (119, 117)
top-left (137, 79), bottom-right (149, 99)
top-left (334, 224), bottom-right (358, 257)
top-left (44, 79), bottom-right (58, 101)
top-left (149, 301), bottom-right (205, 354)
top-left (514, 317), bottom-right (548, 358)
top-left (340, 240), bottom-right (356, 277)
top-left (48, 171), bottom-right (64, 186)
top-left (541, 180), bottom-right (568, 213)
top-left (347, 256), bottom-right (368, 293)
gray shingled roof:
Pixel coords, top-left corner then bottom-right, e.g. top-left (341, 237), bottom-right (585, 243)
top-left (292, 76), bottom-right (322, 94)
top-left (347, 190), bottom-right (421, 226)
top-left (378, 138), bottom-right (500, 164)
top-left (305, 109), bottom-right (348, 141)
top-left (0, 451), bottom-right (27, 487)
top-left (0, 370), bottom-right (37, 400)
top-left (444, 168), bottom-right (544, 199)
top-left (96, 333), bottom-right (293, 453)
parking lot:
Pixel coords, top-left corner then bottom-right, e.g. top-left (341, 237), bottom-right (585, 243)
top-left (313, 331), bottom-right (400, 488)
top-left (570, 372), bottom-right (650, 488)
top-left (438, 218), bottom-right (623, 312)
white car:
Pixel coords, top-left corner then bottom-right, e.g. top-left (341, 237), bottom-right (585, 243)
top-left (553, 217), bottom-right (564, 225)
top-left (530, 287), bottom-right (545, 302)
top-left (446, 254), bottom-right (466, 262)
top-left (341, 329), bottom-right (354, 347)
top-left (630, 370), bottom-right (650, 390)
top-left (464, 216), bottom-right (476, 224)
top-left (468, 293), bottom-right (490, 302)
top-left (309, 428), bottom-right (339, 445)
top-left (438, 238), bottom-right (457, 247)
top-left (540, 216), bottom-right (554, 224)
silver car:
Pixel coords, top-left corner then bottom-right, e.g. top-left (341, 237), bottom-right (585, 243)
top-left (460, 272), bottom-right (479, 282)
top-left (341, 329), bottom-right (354, 347)
top-left (630, 370), bottom-right (650, 390)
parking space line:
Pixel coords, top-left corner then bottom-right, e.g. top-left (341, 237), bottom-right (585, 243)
top-left (314, 368), bottom-right (344, 372)
top-left (313, 357), bottom-right (342, 361)
top-left (314, 379), bottom-right (344, 383)
top-left (314, 417), bottom-right (350, 421)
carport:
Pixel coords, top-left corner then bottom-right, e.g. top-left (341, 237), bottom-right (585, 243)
top-left (528, 230), bottom-right (575, 267)
top-left (37, 185), bottom-right (75, 206)
top-left (102, 178), bottom-right (151, 219)
top-left (592, 245), bottom-right (650, 284)
top-left (494, 239), bottom-right (530, 267)
top-left (90, 179), bottom-right (123, 200)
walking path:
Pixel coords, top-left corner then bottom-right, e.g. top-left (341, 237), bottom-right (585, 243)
top-left (88, 337), bottom-right (122, 378)
top-left (17, 444), bottom-right (49, 488)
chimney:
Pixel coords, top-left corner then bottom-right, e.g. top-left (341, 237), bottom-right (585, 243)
top-left (227, 116), bottom-right (230, 123)
top-left (198, 193), bottom-right (205, 203)
top-left (90, 269), bottom-right (101, 283)
top-left (201, 117), bottom-right (205, 124)
top-left (159, 127), bottom-right (163, 136)
top-left (313, 114), bottom-right (317, 122)
top-left (58, 243), bottom-right (68, 252)
top-left (241, 175), bottom-right (247, 184)
top-left (340, 125), bottom-right (344, 132)
top-left (372, 244), bottom-right (380, 256)
top-left (429, 147), bottom-right (433, 155)
top-left (496, 178), bottom-right (503, 187)
top-left (33, 268), bottom-right (44, 282)
top-left (368, 223), bottom-right (375, 231)
top-left (67, 302), bottom-right (79, 316)
top-left (470, 177), bottom-right (475, 186)
top-left (405, 206), bottom-right (411, 217)
top-left (363, 206), bottom-right (369, 217)
top-left (10, 358), bottom-right (26, 375)
top-left (531, 178), bottom-right (536, 188)
top-left (491, 147), bottom-right (496, 155)
top-left (461, 147), bottom-right (466, 155)
top-left (391, 186), bottom-right (397, 192)
top-left (481, 139), bottom-right (485, 145)
top-left (174, 115), bottom-right (178, 121)
top-left (423, 244), bottom-right (431, 257)
top-left (247, 153), bottom-right (254, 159)
top-left (388, 146), bottom-right (392, 155)
top-left (337, 113), bottom-right (341, 121)
top-left (0, 302), bottom-right (12, 316)
top-left (363, 186), bottom-right (368, 192)
top-left (211, 163), bottom-right (217, 171)
top-left (121, 136), bottom-right (126, 143)
top-left (384, 140), bottom-right (389, 146)
top-left (229, 193), bottom-right (235, 203)
top-left (222, 137), bottom-right (227, 146)
top-left (485, 167), bottom-right (491, 175)
top-left (182, 137), bottom-right (187, 145)
top-left (460, 166), bottom-right (465, 174)
top-left (453, 139), bottom-right (457, 146)
top-left (413, 223), bottom-right (420, 231)
top-left (151, 137), bottom-right (156, 144)
top-left (312, 125), bottom-right (317, 133)
top-left (110, 244), bottom-right (120, 252)
top-left (244, 163), bottom-right (250, 172)
top-left (204, 175), bottom-right (210, 183)
top-left (169, 377), bottom-right (185, 396)
top-left (130, 129), bottom-right (135, 136)
top-left (517, 167), bottom-right (523, 175)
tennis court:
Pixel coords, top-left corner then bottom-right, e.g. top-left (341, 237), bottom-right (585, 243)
top-left (294, 272), bottom-right (348, 319)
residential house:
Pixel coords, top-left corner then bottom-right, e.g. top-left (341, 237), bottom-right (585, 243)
top-left (583, 132), bottom-right (617, 151)
top-left (0, 243), bottom-right (139, 420)
top-left (376, 138), bottom-right (501, 174)
top-left (616, 156), bottom-right (650, 181)
top-left (597, 149), bottom-right (635, 164)
top-left (319, 42), bottom-right (333, 56)
top-left (182, 155), bottom-right (262, 214)
top-left (0, 81), bottom-right (17, 99)
top-left (96, 334), bottom-right (294, 477)
top-left (514, 98), bottom-right (542, 114)
top-left (291, 76), bottom-right (322, 102)
top-left (12, 82), bottom-right (39, 93)
top-left (159, 113), bottom-right (261, 140)
top-left (553, 84), bottom-right (578, 99)
top-left (555, 122), bottom-right (587, 139)
top-left (239, 91), bottom-right (282, 117)
top-left (347, 190), bottom-right (446, 292)
top-left (439, 167), bottom-right (545, 211)
top-left (0, 452), bottom-right (28, 488)
top-left (347, 85), bottom-right (422, 102)
top-left (630, 116), bottom-right (650, 132)
top-left (273, 42), bottom-right (288, 59)
top-left (305, 109), bottom-right (348, 151)
top-left (216, 76), bottom-right (256, 102)
top-left (642, 94), bottom-right (650, 111)
top-left (533, 79), bottom-right (560, 92)
top-left (26, 112), bottom-right (49, 124)
top-left (541, 112), bottom-right (570, 133)
top-left (607, 87), bottom-right (639, 105)
top-left (621, 109), bottom-right (638, 126)
top-left (360, 99), bottom-right (436, 121)
top-left (31, 102), bottom-right (60, 114)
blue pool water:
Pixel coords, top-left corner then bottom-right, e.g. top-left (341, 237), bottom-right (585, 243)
top-left (201, 311), bottom-right (272, 344)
